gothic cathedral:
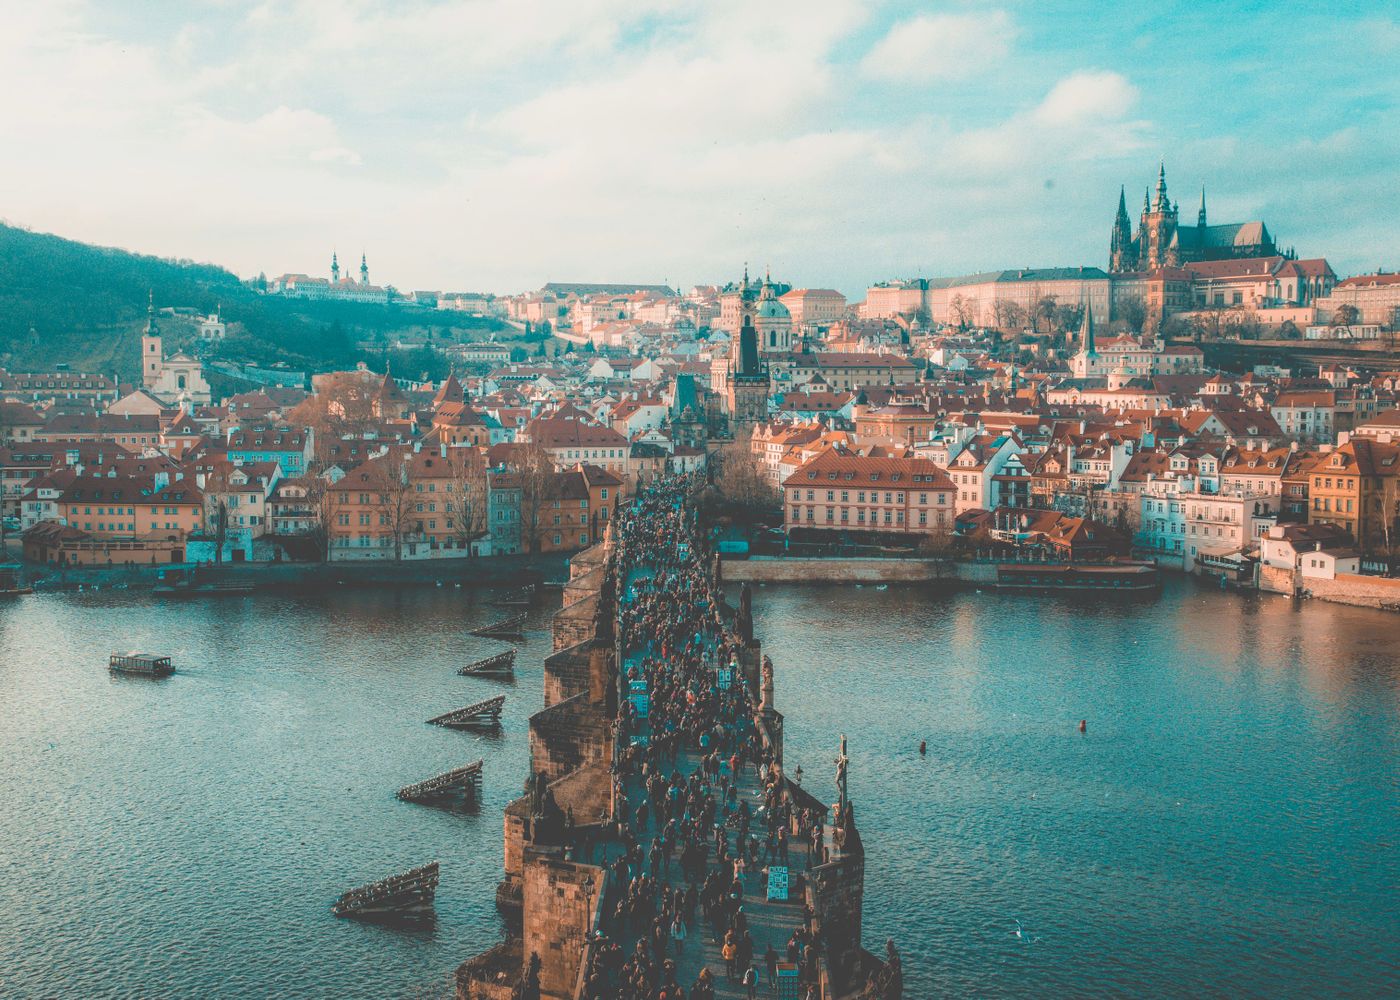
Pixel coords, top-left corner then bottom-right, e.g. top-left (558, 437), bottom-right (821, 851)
top-left (1108, 162), bottom-right (1280, 273)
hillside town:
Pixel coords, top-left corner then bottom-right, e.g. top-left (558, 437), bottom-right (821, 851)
top-left (4, 168), bottom-right (1400, 608)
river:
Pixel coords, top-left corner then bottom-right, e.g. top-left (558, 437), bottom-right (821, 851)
top-left (0, 578), bottom-right (1396, 997)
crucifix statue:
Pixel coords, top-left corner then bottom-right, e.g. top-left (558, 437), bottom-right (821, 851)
top-left (835, 733), bottom-right (849, 819)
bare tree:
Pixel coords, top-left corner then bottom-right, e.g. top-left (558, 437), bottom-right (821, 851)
top-left (446, 445), bottom-right (489, 555)
top-left (1330, 304), bottom-right (1361, 329)
top-left (303, 477), bottom-right (334, 561)
top-left (514, 441), bottom-right (558, 555)
top-left (204, 494), bottom-right (229, 565)
top-left (714, 440), bottom-right (778, 509)
top-left (367, 450), bottom-right (416, 560)
top-left (1378, 475), bottom-right (1399, 574)
top-left (1118, 295), bottom-right (1147, 333)
top-left (287, 373), bottom-right (381, 467)
top-left (949, 295), bottom-right (974, 331)
top-left (992, 300), bottom-right (1026, 335)
top-left (1034, 295), bottom-right (1059, 339)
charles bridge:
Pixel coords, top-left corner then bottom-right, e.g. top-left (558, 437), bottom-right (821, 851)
top-left (455, 478), bottom-right (902, 1000)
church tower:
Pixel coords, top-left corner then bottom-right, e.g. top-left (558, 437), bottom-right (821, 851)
top-left (360, 253), bottom-right (369, 285)
top-left (754, 269), bottom-right (793, 354)
top-left (331, 251), bottom-right (341, 283)
top-left (141, 290), bottom-right (163, 389)
top-left (726, 312), bottom-right (770, 431)
top-left (1136, 160), bottom-right (1179, 269)
top-left (1108, 186), bottom-right (1136, 272)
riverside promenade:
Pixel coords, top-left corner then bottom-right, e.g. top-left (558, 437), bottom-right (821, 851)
top-left (455, 475), bottom-right (902, 1000)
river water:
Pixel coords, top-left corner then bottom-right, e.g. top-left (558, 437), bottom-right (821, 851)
top-left (0, 579), bottom-right (1397, 998)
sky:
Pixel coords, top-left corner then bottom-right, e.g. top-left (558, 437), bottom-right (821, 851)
top-left (1, 1), bottom-right (1396, 298)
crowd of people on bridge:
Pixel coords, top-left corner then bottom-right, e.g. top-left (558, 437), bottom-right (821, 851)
top-left (578, 475), bottom-right (824, 1000)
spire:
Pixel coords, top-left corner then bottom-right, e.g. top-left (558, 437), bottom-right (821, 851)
top-left (359, 252), bottom-right (369, 285)
top-left (1198, 185), bottom-right (1207, 227)
top-left (1153, 159), bottom-right (1168, 212)
top-left (1080, 303), bottom-right (1096, 355)
top-left (331, 251), bottom-right (341, 282)
top-left (145, 290), bottom-right (159, 335)
top-left (1143, 187), bottom-right (1150, 214)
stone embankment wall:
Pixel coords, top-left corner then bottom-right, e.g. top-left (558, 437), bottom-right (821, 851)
top-left (721, 556), bottom-right (957, 583)
top-left (21, 552), bottom-right (568, 590)
top-left (1260, 563), bottom-right (1400, 611)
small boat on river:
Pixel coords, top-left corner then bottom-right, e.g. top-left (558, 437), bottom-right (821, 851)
top-left (109, 651), bottom-right (175, 676)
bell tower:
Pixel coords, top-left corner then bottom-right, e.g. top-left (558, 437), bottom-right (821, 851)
top-left (141, 290), bottom-right (163, 389)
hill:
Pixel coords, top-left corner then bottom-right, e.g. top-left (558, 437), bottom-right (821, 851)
top-left (0, 222), bottom-right (512, 379)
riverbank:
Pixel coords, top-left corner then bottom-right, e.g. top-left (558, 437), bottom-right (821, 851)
top-left (17, 552), bottom-right (570, 592)
top-left (723, 553), bottom-right (1400, 614)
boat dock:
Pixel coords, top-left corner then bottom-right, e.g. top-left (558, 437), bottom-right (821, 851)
top-left (427, 695), bottom-right (506, 730)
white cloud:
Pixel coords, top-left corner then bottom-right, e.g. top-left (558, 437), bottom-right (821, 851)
top-left (1033, 70), bottom-right (1140, 127)
top-left (0, 2), bottom-right (1392, 292)
top-left (860, 11), bottom-right (1015, 82)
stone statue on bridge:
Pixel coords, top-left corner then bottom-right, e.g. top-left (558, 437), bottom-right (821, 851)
top-left (861, 939), bottom-right (903, 999)
top-left (835, 733), bottom-right (849, 818)
top-left (760, 654), bottom-right (775, 711)
top-left (738, 582), bottom-right (754, 644)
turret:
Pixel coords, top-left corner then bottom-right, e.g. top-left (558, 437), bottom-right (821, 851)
top-left (1198, 186), bottom-right (1207, 228)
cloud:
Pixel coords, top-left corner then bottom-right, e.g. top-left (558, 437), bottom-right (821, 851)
top-left (860, 11), bottom-right (1015, 82)
top-left (1033, 70), bottom-right (1140, 127)
top-left (0, 2), bottom-right (1394, 293)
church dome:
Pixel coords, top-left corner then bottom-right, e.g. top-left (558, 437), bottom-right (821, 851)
top-left (756, 296), bottom-right (790, 320)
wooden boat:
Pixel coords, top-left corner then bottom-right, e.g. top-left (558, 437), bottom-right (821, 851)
top-left (469, 613), bottom-right (526, 640)
top-left (993, 562), bottom-right (1161, 593)
top-left (459, 649), bottom-right (515, 678)
top-left (427, 695), bottom-right (506, 730)
top-left (397, 760), bottom-right (483, 805)
top-left (332, 862), bottom-right (439, 918)
top-left (109, 651), bottom-right (174, 676)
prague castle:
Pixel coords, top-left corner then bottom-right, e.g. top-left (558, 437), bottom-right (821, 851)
top-left (1109, 162), bottom-right (1280, 272)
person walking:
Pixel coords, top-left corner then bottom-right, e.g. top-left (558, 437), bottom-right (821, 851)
top-left (722, 930), bottom-right (738, 981)
top-left (742, 964), bottom-right (758, 1000)
top-left (671, 913), bottom-right (687, 957)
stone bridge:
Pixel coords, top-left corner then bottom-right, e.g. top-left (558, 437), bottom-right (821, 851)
top-left (455, 481), bottom-right (901, 1000)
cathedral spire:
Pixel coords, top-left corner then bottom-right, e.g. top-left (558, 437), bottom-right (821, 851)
top-left (1198, 185), bottom-right (1207, 227)
top-left (1153, 159), bottom-right (1169, 212)
top-left (1143, 187), bottom-right (1150, 214)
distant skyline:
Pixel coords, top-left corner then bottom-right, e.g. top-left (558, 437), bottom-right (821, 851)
top-left (3, 1), bottom-right (1397, 297)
